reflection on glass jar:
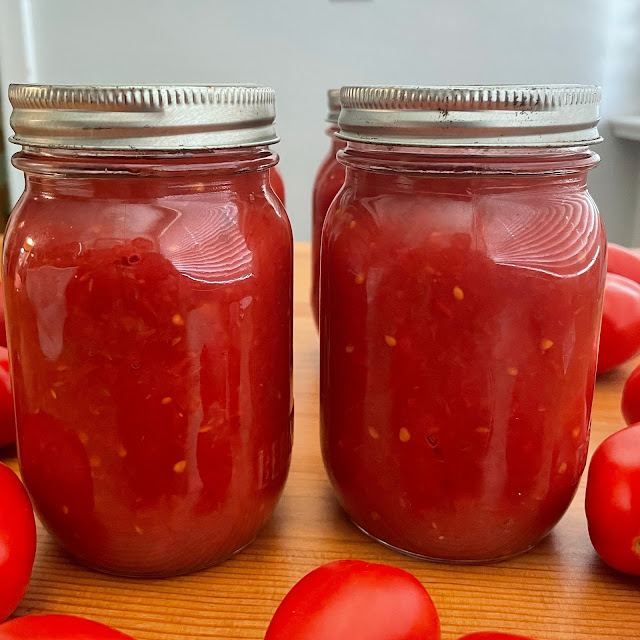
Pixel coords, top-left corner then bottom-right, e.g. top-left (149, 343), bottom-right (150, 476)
top-left (320, 85), bottom-right (606, 563)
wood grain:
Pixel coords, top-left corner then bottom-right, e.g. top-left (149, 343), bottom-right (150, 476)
top-left (2, 242), bottom-right (639, 640)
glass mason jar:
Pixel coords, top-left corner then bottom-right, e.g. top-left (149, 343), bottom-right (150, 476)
top-left (320, 85), bottom-right (606, 563)
top-left (4, 85), bottom-right (293, 577)
top-left (311, 90), bottom-right (346, 326)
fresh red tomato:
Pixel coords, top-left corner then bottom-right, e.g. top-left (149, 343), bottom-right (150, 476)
top-left (264, 560), bottom-right (440, 640)
top-left (0, 347), bottom-right (15, 448)
top-left (607, 242), bottom-right (640, 285)
top-left (585, 424), bottom-right (640, 575)
top-left (597, 273), bottom-right (640, 374)
top-left (0, 615), bottom-right (135, 639)
top-left (622, 363), bottom-right (640, 425)
top-left (0, 464), bottom-right (36, 621)
top-left (459, 634), bottom-right (535, 640)
top-left (0, 279), bottom-right (6, 348)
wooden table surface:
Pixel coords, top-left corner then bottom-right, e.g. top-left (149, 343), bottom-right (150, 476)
top-left (2, 242), bottom-right (639, 640)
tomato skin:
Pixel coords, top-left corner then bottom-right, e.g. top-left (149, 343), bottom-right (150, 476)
top-left (621, 363), bottom-right (640, 425)
top-left (0, 615), bottom-right (135, 639)
top-left (0, 279), bottom-right (6, 348)
top-left (585, 424), bottom-right (640, 576)
top-left (607, 243), bottom-right (640, 285)
top-left (0, 464), bottom-right (36, 622)
top-left (0, 348), bottom-right (15, 447)
top-left (458, 634), bottom-right (535, 640)
top-left (597, 273), bottom-right (640, 373)
top-left (264, 560), bottom-right (440, 640)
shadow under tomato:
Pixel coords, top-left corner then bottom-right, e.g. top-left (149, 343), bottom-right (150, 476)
top-left (0, 442), bottom-right (17, 461)
top-left (596, 357), bottom-right (640, 386)
top-left (596, 369), bottom-right (626, 383)
top-left (587, 552), bottom-right (640, 586)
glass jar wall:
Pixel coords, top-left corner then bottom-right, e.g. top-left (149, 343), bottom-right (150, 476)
top-left (4, 85), bottom-right (293, 577)
top-left (320, 85), bottom-right (606, 562)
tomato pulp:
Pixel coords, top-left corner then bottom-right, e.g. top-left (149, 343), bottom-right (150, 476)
top-left (4, 149), bottom-right (293, 576)
top-left (321, 146), bottom-right (605, 561)
top-left (311, 129), bottom-right (346, 326)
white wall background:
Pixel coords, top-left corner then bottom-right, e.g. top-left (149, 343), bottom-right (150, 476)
top-left (1, 0), bottom-right (640, 243)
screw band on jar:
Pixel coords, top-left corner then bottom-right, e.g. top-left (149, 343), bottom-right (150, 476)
top-left (337, 85), bottom-right (602, 147)
top-left (8, 84), bottom-right (279, 150)
top-left (327, 89), bottom-right (341, 125)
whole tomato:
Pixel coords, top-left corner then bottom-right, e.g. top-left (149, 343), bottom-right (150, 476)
top-left (607, 242), bottom-right (640, 285)
top-left (264, 560), bottom-right (440, 640)
top-left (0, 347), bottom-right (15, 447)
top-left (0, 464), bottom-right (36, 621)
top-left (597, 273), bottom-right (640, 374)
top-left (621, 363), bottom-right (640, 425)
top-left (0, 279), bottom-right (5, 348)
top-left (585, 424), bottom-right (640, 575)
top-left (459, 634), bottom-right (535, 640)
top-left (0, 615), bottom-right (135, 639)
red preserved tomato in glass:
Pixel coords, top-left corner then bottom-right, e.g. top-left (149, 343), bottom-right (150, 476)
top-left (4, 84), bottom-right (293, 577)
top-left (4, 152), bottom-right (293, 576)
top-left (0, 348), bottom-right (15, 448)
top-left (264, 560), bottom-right (440, 640)
top-left (270, 167), bottom-right (285, 205)
top-left (0, 463), bottom-right (36, 622)
top-left (0, 615), bottom-right (135, 640)
top-left (622, 363), bottom-right (640, 425)
top-left (321, 84), bottom-right (605, 562)
top-left (585, 424), bottom-right (640, 576)
top-left (597, 273), bottom-right (640, 374)
top-left (607, 242), bottom-right (640, 285)
top-left (311, 128), bottom-right (346, 326)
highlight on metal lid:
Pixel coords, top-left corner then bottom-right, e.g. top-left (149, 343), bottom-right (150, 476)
top-left (327, 89), bottom-right (341, 124)
top-left (337, 85), bottom-right (602, 147)
top-left (8, 84), bottom-right (279, 150)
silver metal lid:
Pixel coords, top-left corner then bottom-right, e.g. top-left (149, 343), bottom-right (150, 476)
top-left (337, 85), bottom-right (602, 147)
top-left (8, 84), bottom-right (279, 150)
top-left (327, 89), bottom-right (341, 125)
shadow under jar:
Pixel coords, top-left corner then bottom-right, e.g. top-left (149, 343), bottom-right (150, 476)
top-left (311, 89), bottom-right (346, 327)
top-left (4, 85), bottom-right (293, 577)
top-left (320, 85), bottom-right (606, 563)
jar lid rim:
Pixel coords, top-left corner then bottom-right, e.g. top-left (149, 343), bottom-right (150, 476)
top-left (8, 84), bottom-right (280, 150)
top-left (337, 85), bottom-right (602, 147)
top-left (327, 89), bottom-right (341, 124)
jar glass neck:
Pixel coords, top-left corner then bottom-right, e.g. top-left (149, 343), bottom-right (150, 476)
top-left (13, 145), bottom-right (278, 179)
top-left (338, 141), bottom-right (599, 177)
